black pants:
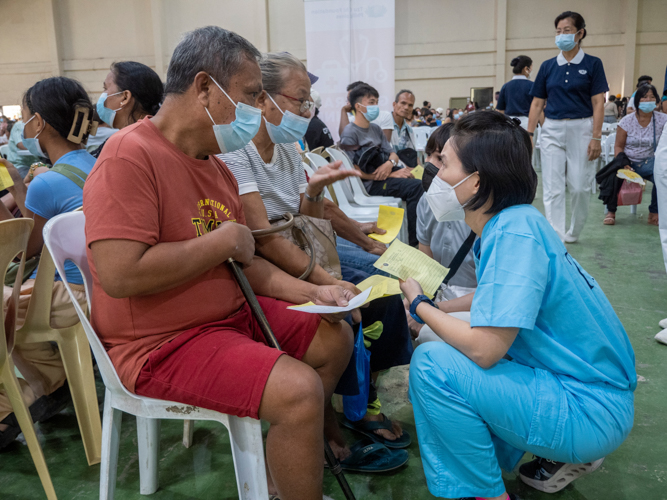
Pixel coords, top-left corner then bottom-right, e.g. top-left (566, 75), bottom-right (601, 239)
top-left (368, 178), bottom-right (424, 246)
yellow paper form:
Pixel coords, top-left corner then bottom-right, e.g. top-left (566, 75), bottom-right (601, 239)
top-left (356, 275), bottom-right (402, 297)
top-left (373, 239), bottom-right (449, 298)
top-left (0, 166), bottom-right (14, 191)
top-left (411, 165), bottom-right (424, 180)
top-left (369, 205), bottom-right (404, 244)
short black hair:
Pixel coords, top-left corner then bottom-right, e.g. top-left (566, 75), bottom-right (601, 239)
top-left (423, 101), bottom-right (430, 107)
top-left (111, 61), bottom-right (164, 125)
top-left (425, 123), bottom-right (453, 157)
top-left (395, 89), bottom-right (414, 103)
top-left (349, 84), bottom-right (378, 109)
top-left (637, 75), bottom-right (652, 84)
top-left (450, 111), bottom-right (536, 214)
top-left (412, 109), bottom-right (419, 117)
top-left (609, 95), bottom-right (616, 102)
top-left (23, 76), bottom-right (94, 143)
top-left (347, 81), bottom-right (366, 92)
top-left (554, 11), bottom-right (587, 44)
top-left (634, 84), bottom-right (659, 109)
top-left (510, 55), bottom-right (533, 75)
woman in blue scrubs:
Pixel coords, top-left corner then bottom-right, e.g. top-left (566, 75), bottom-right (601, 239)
top-left (402, 112), bottom-right (635, 500)
top-left (527, 11), bottom-right (608, 244)
top-left (496, 55), bottom-right (533, 129)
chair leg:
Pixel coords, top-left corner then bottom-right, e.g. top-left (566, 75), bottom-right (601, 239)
top-left (182, 419), bottom-right (194, 448)
top-left (57, 326), bottom-right (103, 465)
top-left (226, 416), bottom-right (269, 500)
top-left (2, 361), bottom-right (57, 500)
top-left (631, 205), bottom-right (637, 215)
top-left (100, 389), bottom-right (122, 500)
top-left (136, 417), bottom-right (160, 495)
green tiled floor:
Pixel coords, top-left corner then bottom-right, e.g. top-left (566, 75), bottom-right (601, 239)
top-left (1, 177), bottom-right (665, 499)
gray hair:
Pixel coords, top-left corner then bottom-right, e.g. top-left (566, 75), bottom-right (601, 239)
top-left (395, 89), bottom-right (415, 103)
top-left (259, 52), bottom-right (308, 95)
top-left (165, 26), bottom-right (261, 95)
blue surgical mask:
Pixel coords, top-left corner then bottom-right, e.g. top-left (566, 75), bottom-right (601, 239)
top-left (638, 102), bottom-right (657, 113)
top-left (264, 94), bottom-right (310, 144)
top-left (206, 75), bottom-right (262, 154)
top-left (21, 115), bottom-right (47, 159)
top-left (555, 33), bottom-right (577, 52)
top-left (359, 104), bottom-right (380, 121)
top-left (96, 91), bottom-right (123, 128)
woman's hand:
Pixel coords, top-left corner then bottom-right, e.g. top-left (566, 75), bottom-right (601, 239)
top-left (358, 221), bottom-right (386, 236)
top-left (587, 138), bottom-right (602, 161)
top-left (0, 159), bottom-right (26, 195)
top-left (399, 277), bottom-right (423, 304)
top-left (313, 284), bottom-right (361, 323)
top-left (307, 160), bottom-right (361, 196)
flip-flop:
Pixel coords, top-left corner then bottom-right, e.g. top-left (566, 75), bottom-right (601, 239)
top-left (326, 439), bottom-right (408, 473)
top-left (341, 414), bottom-right (412, 449)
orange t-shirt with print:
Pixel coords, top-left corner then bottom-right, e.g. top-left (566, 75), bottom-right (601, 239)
top-left (83, 118), bottom-right (246, 392)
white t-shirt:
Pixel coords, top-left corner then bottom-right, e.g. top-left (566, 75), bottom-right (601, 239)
top-left (220, 141), bottom-right (307, 221)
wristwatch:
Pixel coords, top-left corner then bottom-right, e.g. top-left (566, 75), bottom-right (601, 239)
top-left (304, 189), bottom-right (325, 202)
top-left (409, 295), bottom-right (436, 324)
top-left (390, 159), bottom-right (398, 167)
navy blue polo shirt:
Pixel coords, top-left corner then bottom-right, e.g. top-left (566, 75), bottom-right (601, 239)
top-left (497, 76), bottom-right (534, 116)
top-left (530, 50), bottom-right (608, 120)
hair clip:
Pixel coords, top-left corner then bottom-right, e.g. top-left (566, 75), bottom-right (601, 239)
top-left (510, 117), bottom-right (522, 127)
top-left (68, 106), bottom-right (99, 144)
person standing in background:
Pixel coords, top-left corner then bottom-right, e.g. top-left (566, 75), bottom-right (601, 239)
top-left (527, 11), bottom-right (608, 243)
top-left (304, 89), bottom-right (334, 151)
top-left (496, 55), bottom-right (534, 129)
top-left (604, 94), bottom-right (619, 123)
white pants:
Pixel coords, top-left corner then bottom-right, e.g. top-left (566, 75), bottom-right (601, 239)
top-left (414, 311), bottom-right (471, 345)
top-left (540, 117), bottom-right (595, 239)
top-left (655, 124), bottom-right (667, 274)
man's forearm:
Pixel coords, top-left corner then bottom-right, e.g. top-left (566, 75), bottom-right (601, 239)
top-left (244, 256), bottom-right (318, 305)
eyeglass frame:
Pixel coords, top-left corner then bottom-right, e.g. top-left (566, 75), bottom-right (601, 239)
top-left (274, 92), bottom-right (315, 114)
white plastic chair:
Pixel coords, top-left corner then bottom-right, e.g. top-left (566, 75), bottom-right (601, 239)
top-left (0, 144), bottom-right (9, 159)
top-left (413, 127), bottom-right (431, 152)
top-left (603, 132), bottom-right (616, 165)
top-left (43, 212), bottom-right (268, 500)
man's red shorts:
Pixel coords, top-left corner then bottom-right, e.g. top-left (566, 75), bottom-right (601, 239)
top-left (134, 296), bottom-right (321, 419)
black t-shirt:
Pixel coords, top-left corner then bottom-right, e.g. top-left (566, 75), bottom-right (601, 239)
top-left (304, 115), bottom-right (334, 150)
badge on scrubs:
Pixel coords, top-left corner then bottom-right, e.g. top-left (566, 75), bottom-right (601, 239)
top-left (579, 69), bottom-right (587, 75)
top-left (617, 169), bottom-right (646, 185)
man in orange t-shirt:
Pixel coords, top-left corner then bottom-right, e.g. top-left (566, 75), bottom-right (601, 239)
top-left (83, 27), bottom-right (355, 500)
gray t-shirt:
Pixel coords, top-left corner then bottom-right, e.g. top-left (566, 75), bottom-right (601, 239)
top-left (416, 197), bottom-right (477, 288)
top-left (340, 122), bottom-right (394, 188)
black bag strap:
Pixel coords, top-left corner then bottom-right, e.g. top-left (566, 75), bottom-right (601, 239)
top-left (442, 229), bottom-right (476, 286)
top-left (50, 163), bottom-right (88, 189)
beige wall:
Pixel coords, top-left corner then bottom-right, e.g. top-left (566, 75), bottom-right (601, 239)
top-left (1, 0), bottom-right (665, 111)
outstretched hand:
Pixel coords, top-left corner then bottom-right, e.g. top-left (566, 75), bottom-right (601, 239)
top-left (307, 160), bottom-right (361, 196)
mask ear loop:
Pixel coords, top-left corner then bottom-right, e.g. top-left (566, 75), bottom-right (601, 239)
top-left (267, 94), bottom-right (285, 116)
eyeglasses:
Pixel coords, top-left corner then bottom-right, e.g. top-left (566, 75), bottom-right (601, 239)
top-left (555, 28), bottom-right (581, 35)
top-left (275, 93), bottom-right (315, 113)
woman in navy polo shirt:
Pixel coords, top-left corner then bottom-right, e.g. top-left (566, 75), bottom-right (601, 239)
top-left (527, 11), bottom-right (608, 243)
top-left (496, 55), bottom-right (534, 129)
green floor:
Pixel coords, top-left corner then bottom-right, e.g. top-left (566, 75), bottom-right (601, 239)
top-left (1, 177), bottom-right (666, 500)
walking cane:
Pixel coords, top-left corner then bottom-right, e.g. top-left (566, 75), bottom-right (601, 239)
top-left (226, 216), bottom-right (356, 499)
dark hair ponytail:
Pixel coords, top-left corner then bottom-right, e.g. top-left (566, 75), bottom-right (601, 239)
top-left (23, 77), bottom-right (94, 143)
top-left (510, 55), bottom-right (533, 75)
top-left (111, 61), bottom-right (164, 124)
top-left (554, 11), bottom-right (587, 44)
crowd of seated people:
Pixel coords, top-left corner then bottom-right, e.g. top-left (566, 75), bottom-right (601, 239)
top-left (0, 11), bottom-right (656, 499)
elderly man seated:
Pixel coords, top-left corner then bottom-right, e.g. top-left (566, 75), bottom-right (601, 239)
top-left (83, 26), bottom-right (356, 500)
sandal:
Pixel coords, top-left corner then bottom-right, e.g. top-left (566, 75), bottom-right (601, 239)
top-left (326, 439), bottom-right (408, 473)
top-left (341, 414), bottom-right (411, 449)
top-left (603, 213), bottom-right (615, 225)
top-left (648, 213), bottom-right (659, 226)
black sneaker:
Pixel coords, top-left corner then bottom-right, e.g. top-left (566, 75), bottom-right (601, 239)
top-left (519, 456), bottom-right (605, 493)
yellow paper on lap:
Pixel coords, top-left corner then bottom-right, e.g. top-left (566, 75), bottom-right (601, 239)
top-left (369, 205), bottom-right (404, 244)
top-left (373, 239), bottom-right (449, 298)
top-left (411, 165), bottom-right (424, 180)
top-left (0, 166), bottom-right (14, 191)
top-left (356, 275), bottom-right (402, 297)
top-left (616, 169), bottom-right (646, 185)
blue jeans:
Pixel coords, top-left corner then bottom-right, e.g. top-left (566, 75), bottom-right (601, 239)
top-left (336, 237), bottom-right (388, 279)
top-left (632, 157), bottom-right (658, 213)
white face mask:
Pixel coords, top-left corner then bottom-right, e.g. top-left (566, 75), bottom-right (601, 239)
top-left (425, 173), bottom-right (475, 222)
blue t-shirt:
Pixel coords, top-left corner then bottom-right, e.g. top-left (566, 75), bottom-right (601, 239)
top-left (25, 149), bottom-right (96, 284)
top-left (530, 51), bottom-right (609, 120)
top-left (470, 205), bottom-right (636, 391)
top-left (497, 77), bottom-right (534, 117)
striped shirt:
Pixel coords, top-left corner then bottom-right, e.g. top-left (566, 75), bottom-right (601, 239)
top-left (219, 141), bottom-right (307, 221)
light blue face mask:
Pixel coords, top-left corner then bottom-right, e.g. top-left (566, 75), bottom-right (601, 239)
top-left (96, 91), bottom-right (123, 128)
top-left (359, 104), bottom-right (380, 121)
top-left (21, 115), bottom-right (47, 159)
top-left (555, 33), bottom-right (578, 52)
top-left (264, 94), bottom-right (310, 144)
top-left (638, 102), bottom-right (657, 113)
top-left (206, 75), bottom-right (262, 154)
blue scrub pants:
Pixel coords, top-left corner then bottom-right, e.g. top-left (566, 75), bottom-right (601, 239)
top-left (409, 342), bottom-right (634, 499)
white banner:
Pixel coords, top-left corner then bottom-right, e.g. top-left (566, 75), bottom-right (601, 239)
top-left (304, 0), bottom-right (395, 141)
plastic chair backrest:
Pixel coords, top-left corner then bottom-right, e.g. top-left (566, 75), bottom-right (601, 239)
top-left (306, 153), bottom-right (352, 208)
top-left (43, 212), bottom-right (129, 396)
top-left (606, 132), bottom-right (616, 159)
top-left (0, 218), bottom-right (34, 372)
top-left (413, 127), bottom-right (431, 151)
top-left (0, 144), bottom-right (9, 159)
top-left (325, 148), bottom-right (373, 200)
top-left (301, 162), bottom-right (333, 202)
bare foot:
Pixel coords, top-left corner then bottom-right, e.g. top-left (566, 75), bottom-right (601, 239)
top-left (361, 413), bottom-right (403, 441)
top-left (327, 439), bottom-right (351, 462)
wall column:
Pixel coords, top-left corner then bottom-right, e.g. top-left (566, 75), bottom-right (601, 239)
top-left (45, 0), bottom-right (62, 76)
top-left (494, 0), bottom-right (507, 94)
top-left (151, 0), bottom-right (165, 78)
top-left (622, 0), bottom-right (638, 96)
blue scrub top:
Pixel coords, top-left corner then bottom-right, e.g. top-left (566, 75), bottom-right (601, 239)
top-left (25, 149), bottom-right (96, 284)
top-left (470, 205), bottom-right (636, 391)
top-left (496, 77), bottom-right (533, 117)
top-left (530, 50), bottom-right (609, 120)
